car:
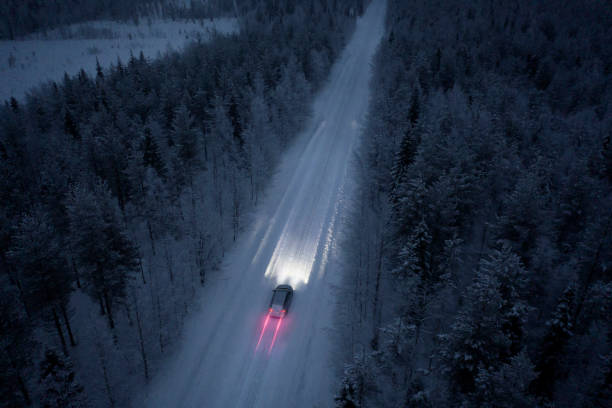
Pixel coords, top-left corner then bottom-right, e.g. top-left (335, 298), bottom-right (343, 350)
top-left (269, 284), bottom-right (293, 318)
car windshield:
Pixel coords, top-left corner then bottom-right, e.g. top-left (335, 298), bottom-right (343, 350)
top-left (271, 290), bottom-right (286, 306)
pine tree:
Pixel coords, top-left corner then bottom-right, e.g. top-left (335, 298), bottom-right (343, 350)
top-left (492, 169), bottom-right (547, 268)
top-left (531, 284), bottom-right (576, 400)
top-left (408, 87), bottom-right (421, 125)
top-left (390, 126), bottom-right (419, 200)
top-left (171, 104), bottom-right (201, 179)
top-left (479, 245), bottom-right (530, 356)
top-left (142, 126), bottom-right (167, 179)
top-left (67, 181), bottom-right (139, 330)
top-left (392, 219), bottom-right (435, 332)
top-left (228, 94), bottom-right (244, 146)
top-left (7, 208), bottom-right (75, 354)
top-left (378, 317), bottom-right (416, 385)
top-left (63, 109), bottom-right (80, 141)
top-left (39, 350), bottom-right (87, 408)
top-left (394, 219), bottom-right (432, 284)
top-left (392, 174), bottom-right (428, 237)
top-left (474, 349), bottom-right (537, 407)
top-left (139, 168), bottom-right (177, 255)
top-left (603, 134), bottom-right (612, 184)
top-left (243, 75), bottom-right (276, 203)
top-left (439, 246), bottom-right (529, 395)
top-left (0, 275), bottom-right (35, 407)
top-left (337, 352), bottom-right (377, 408)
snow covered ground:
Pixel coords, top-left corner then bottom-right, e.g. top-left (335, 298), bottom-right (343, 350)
top-left (0, 18), bottom-right (237, 102)
top-left (137, 0), bottom-right (386, 406)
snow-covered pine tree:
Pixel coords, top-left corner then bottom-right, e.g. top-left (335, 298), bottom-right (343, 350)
top-left (66, 181), bottom-right (139, 330)
top-left (0, 275), bottom-right (35, 407)
top-left (7, 208), bottom-right (75, 354)
top-left (473, 349), bottom-right (537, 408)
top-left (39, 349), bottom-right (87, 408)
top-left (531, 283), bottom-right (576, 399)
top-left (439, 246), bottom-right (529, 397)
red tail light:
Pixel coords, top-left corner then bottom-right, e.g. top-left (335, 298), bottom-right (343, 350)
top-left (256, 312), bottom-right (272, 350)
top-left (269, 308), bottom-right (273, 312)
top-left (269, 314), bottom-right (284, 353)
top-left (282, 309), bottom-right (286, 314)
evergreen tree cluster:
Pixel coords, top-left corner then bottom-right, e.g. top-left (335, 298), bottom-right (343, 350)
top-left (0, 0), bottom-right (365, 406)
top-left (338, 0), bottom-right (611, 407)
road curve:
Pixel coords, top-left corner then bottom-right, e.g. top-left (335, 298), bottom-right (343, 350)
top-left (140, 1), bottom-right (386, 406)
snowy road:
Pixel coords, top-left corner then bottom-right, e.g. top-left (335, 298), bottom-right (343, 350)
top-left (141, 1), bottom-right (385, 406)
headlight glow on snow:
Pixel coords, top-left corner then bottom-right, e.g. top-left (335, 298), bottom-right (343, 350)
top-left (265, 255), bottom-right (315, 288)
top-left (262, 190), bottom-right (339, 289)
top-left (262, 226), bottom-right (322, 288)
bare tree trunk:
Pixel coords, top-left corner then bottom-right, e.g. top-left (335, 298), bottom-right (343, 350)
top-left (98, 346), bottom-right (115, 408)
top-left (356, 231), bottom-right (363, 327)
top-left (138, 254), bottom-right (147, 285)
top-left (124, 302), bottom-right (134, 326)
top-left (53, 307), bottom-right (68, 355)
top-left (133, 293), bottom-right (149, 381)
top-left (475, 223), bottom-right (488, 271)
top-left (232, 0), bottom-right (239, 19)
top-left (190, 176), bottom-right (197, 226)
top-left (61, 304), bottom-right (76, 347)
top-left (213, 155), bottom-right (222, 218)
top-left (17, 373), bottom-right (31, 406)
top-left (202, 128), bottom-right (208, 161)
top-left (9, 356), bottom-right (31, 406)
top-left (98, 293), bottom-right (106, 316)
top-left (164, 242), bottom-right (174, 282)
top-left (196, 233), bottom-right (206, 286)
top-left (249, 171), bottom-right (254, 203)
top-left (232, 173), bottom-right (240, 242)
top-left (371, 233), bottom-right (384, 347)
top-left (103, 291), bottom-right (115, 329)
top-left (71, 258), bottom-right (81, 288)
top-left (364, 230), bottom-right (371, 323)
top-left (147, 220), bottom-right (156, 255)
top-left (6, 268), bottom-right (31, 319)
top-left (156, 293), bottom-right (164, 354)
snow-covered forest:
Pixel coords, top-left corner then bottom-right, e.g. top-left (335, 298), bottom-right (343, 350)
top-left (337, 0), bottom-right (611, 407)
top-left (0, 0), bottom-right (365, 406)
top-left (2, 0), bottom-right (611, 407)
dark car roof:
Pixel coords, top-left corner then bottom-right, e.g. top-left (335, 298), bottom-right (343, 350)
top-left (274, 284), bottom-right (293, 292)
top-left (271, 289), bottom-right (288, 306)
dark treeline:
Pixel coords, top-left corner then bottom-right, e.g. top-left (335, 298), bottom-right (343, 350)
top-left (338, 0), bottom-right (611, 407)
top-left (0, 0), bottom-right (365, 406)
top-left (0, 0), bottom-right (237, 40)
top-left (1, 0), bottom-right (161, 39)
